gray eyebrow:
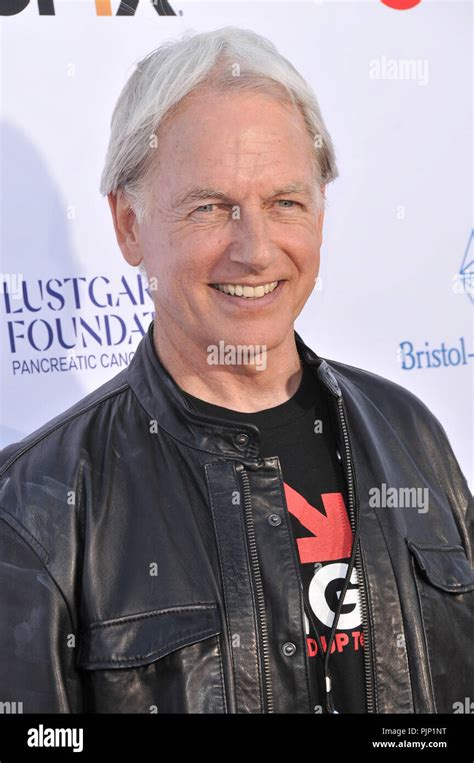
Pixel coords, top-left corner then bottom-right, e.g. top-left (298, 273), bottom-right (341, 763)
top-left (271, 183), bottom-right (314, 197)
top-left (174, 182), bottom-right (315, 208)
top-left (174, 188), bottom-right (234, 208)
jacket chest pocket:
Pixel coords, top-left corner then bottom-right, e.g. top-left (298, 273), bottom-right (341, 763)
top-left (407, 540), bottom-right (474, 713)
top-left (77, 603), bottom-right (227, 713)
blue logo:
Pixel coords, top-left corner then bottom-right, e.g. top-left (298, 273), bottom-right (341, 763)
top-left (457, 229), bottom-right (474, 304)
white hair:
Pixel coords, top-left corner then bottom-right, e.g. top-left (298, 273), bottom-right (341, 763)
top-left (100, 26), bottom-right (338, 229)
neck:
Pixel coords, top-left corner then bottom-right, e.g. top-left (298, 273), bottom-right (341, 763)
top-left (153, 323), bottom-right (303, 413)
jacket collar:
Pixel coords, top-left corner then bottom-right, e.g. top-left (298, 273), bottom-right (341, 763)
top-left (126, 320), bottom-right (339, 459)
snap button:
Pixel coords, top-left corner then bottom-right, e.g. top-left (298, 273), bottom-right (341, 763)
top-left (235, 433), bottom-right (249, 447)
top-left (282, 642), bottom-right (297, 657)
top-left (268, 514), bottom-right (282, 527)
top-left (336, 448), bottom-right (342, 462)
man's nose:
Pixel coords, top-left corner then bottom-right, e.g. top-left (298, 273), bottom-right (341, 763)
top-left (227, 207), bottom-right (276, 271)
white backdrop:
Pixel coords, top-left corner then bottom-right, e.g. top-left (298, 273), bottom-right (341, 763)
top-left (1, 0), bottom-right (472, 490)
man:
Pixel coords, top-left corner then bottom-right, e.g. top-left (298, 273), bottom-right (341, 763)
top-left (0, 27), bottom-right (473, 715)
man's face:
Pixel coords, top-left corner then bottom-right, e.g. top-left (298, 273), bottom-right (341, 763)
top-left (133, 89), bottom-right (325, 353)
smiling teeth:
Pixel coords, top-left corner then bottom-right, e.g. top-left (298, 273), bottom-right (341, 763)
top-left (213, 281), bottom-right (279, 298)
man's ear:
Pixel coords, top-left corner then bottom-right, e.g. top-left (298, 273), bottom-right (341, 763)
top-left (107, 190), bottom-right (143, 267)
top-left (317, 184), bottom-right (326, 241)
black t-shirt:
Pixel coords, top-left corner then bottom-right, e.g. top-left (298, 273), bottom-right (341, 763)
top-left (182, 361), bottom-right (367, 713)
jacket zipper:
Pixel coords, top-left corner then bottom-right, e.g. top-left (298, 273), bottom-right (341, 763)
top-left (235, 462), bottom-right (274, 713)
top-left (237, 458), bottom-right (342, 714)
top-left (300, 577), bottom-right (337, 713)
top-left (278, 474), bottom-right (332, 713)
top-left (334, 394), bottom-right (376, 714)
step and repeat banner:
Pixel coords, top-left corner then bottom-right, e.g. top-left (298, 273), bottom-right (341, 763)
top-left (0, 0), bottom-right (472, 488)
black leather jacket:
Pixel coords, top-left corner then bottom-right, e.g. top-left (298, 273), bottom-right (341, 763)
top-left (0, 321), bottom-right (473, 714)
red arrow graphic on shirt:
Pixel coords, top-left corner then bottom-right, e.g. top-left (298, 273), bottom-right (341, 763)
top-left (283, 483), bottom-right (353, 564)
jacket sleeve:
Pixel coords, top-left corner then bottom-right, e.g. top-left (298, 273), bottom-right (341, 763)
top-left (428, 414), bottom-right (474, 563)
top-left (0, 513), bottom-right (84, 713)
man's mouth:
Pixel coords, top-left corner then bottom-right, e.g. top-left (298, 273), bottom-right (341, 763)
top-left (210, 281), bottom-right (280, 299)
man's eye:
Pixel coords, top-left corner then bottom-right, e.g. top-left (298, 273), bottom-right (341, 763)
top-left (195, 204), bottom-right (216, 213)
top-left (276, 199), bottom-right (299, 208)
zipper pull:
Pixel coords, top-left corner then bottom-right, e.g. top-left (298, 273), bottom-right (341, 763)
top-left (325, 674), bottom-right (339, 714)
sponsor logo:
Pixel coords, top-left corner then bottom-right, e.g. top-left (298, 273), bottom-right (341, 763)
top-left (381, 0), bottom-right (421, 10)
top-left (0, 0), bottom-right (176, 16)
top-left (397, 337), bottom-right (473, 370)
top-left (455, 229), bottom-right (474, 303)
top-left (1, 273), bottom-right (155, 375)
